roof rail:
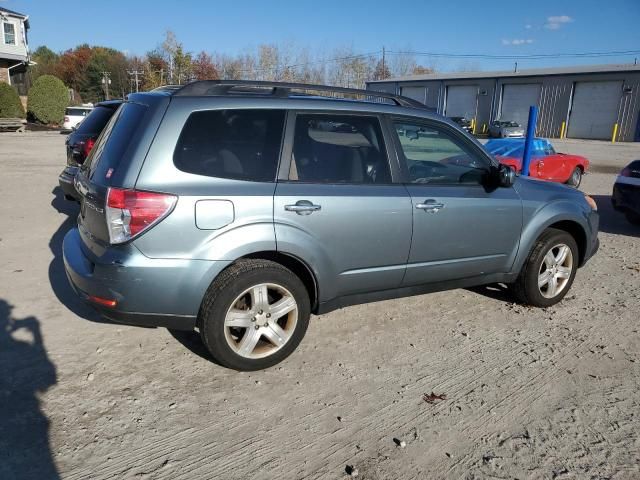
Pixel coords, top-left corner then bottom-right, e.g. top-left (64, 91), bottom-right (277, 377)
top-left (172, 80), bottom-right (430, 110)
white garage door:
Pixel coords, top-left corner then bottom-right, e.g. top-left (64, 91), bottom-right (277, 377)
top-left (567, 81), bottom-right (622, 140)
top-left (401, 86), bottom-right (427, 104)
top-left (445, 85), bottom-right (477, 119)
top-left (500, 84), bottom-right (541, 129)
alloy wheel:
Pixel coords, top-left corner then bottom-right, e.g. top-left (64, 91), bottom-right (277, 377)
top-left (537, 243), bottom-right (573, 298)
top-left (223, 283), bottom-right (298, 359)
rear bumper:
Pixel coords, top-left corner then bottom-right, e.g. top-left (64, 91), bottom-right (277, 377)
top-left (58, 166), bottom-right (80, 201)
top-left (62, 228), bottom-right (231, 330)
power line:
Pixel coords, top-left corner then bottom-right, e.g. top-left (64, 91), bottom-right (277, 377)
top-left (225, 48), bottom-right (640, 77)
top-left (385, 49), bottom-right (640, 60)
top-left (234, 51), bottom-right (381, 75)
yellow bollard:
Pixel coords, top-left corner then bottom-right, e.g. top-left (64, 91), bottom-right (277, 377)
top-left (611, 123), bottom-right (619, 143)
top-left (471, 118), bottom-right (476, 134)
top-left (560, 121), bottom-right (566, 139)
top-left (482, 123), bottom-right (487, 134)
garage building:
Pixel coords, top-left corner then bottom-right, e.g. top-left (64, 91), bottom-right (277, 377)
top-left (367, 64), bottom-right (640, 142)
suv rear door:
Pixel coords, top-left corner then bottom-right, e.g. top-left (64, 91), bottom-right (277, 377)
top-left (274, 111), bottom-right (413, 302)
top-left (388, 117), bottom-right (523, 285)
top-left (75, 96), bottom-right (169, 256)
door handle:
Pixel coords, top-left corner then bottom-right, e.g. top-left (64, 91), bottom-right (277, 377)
top-left (415, 200), bottom-right (445, 213)
top-left (285, 200), bottom-right (321, 215)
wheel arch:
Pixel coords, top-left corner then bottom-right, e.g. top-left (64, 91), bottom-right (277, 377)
top-left (515, 209), bottom-right (590, 274)
top-left (241, 251), bottom-right (319, 312)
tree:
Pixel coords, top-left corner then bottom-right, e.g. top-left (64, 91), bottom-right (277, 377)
top-left (141, 49), bottom-right (168, 90)
top-left (389, 51), bottom-right (417, 77)
top-left (55, 45), bottom-right (92, 97)
top-left (412, 65), bottom-right (435, 75)
top-left (30, 46), bottom-right (59, 81)
top-left (372, 60), bottom-right (391, 80)
top-left (27, 75), bottom-right (69, 124)
top-left (192, 51), bottom-right (219, 80)
top-left (0, 83), bottom-right (24, 118)
top-left (172, 45), bottom-right (193, 84)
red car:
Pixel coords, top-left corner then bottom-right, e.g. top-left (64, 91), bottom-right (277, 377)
top-left (485, 138), bottom-right (589, 187)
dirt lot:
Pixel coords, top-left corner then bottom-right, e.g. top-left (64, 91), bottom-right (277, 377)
top-left (1, 132), bottom-right (639, 480)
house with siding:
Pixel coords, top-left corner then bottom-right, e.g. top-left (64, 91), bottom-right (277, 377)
top-left (0, 6), bottom-right (30, 96)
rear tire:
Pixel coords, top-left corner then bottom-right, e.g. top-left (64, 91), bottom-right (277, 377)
top-left (512, 228), bottom-right (579, 307)
top-left (199, 259), bottom-right (310, 371)
top-left (566, 167), bottom-right (583, 188)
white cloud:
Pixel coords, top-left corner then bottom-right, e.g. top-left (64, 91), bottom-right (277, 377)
top-left (544, 15), bottom-right (573, 30)
top-left (502, 39), bottom-right (534, 46)
top-left (525, 24), bottom-right (532, 29)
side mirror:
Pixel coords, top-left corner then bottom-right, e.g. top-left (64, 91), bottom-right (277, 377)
top-left (498, 164), bottom-right (516, 187)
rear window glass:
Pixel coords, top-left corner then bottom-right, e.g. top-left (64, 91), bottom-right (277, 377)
top-left (174, 109), bottom-right (286, 182)
top-left (65, 108), bottom-right (92, 117)
top-left (83, 102), bottom-right (146, 181)
top-left (74, 106), bottom-right (118, 135)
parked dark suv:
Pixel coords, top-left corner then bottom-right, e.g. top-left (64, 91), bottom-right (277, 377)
top-left (63, 81), bottom-right (599, 370)
top-left (59, 100), bottom-right (122, 201)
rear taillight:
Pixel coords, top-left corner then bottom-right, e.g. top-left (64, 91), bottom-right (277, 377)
top-left (621, 167), bottom-right (631, 177)
top-left (106, 188), bottom-right (177, 244)
top-left (82, 138), bottom-right (96, 158)
top-left (64, 116), bottom-right (70, 122)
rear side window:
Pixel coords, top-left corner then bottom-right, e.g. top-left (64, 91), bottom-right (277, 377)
top-left (288, 114), bottom-right (391, 184)
top-left (75, 106), bottom-right (117, 135)
top-left (66, 108), bottom-right (91, 117)
top-left (174, 109), bottom-right (286, 182)
top-left (84, 102), bottom-right (146, 181)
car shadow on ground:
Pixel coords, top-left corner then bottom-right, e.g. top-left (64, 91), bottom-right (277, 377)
top-left (591, 195), bottom-right (640, 238)
top-left (168, 329), bottom-right (222, 365)
top-left (467, 283), bottom-right (515, 303)
top-left (48, 187), bottom-right (110, 324)
top-left (0, 299), bottom-right (60, 479)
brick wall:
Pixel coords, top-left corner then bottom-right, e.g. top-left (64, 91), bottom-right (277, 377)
top-left (0, 60), bottom-right (9, 84)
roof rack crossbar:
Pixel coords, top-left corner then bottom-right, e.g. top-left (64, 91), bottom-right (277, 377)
top-left (172, 80), bottom-right (428, 109)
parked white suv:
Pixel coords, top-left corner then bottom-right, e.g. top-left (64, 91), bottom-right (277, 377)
top-left (62, 105), bottom-right (93, 131)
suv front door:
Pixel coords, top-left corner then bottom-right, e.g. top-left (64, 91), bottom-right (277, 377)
top-left (274, 112), bottom-right (412, 302)
top-left (389, 118), bottom-right (523, 286)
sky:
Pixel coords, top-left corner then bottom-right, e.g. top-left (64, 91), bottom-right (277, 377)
top-left (3, 0), bottom-right (640, 72)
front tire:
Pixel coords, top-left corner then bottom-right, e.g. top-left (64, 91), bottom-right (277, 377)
top-left (512, 228), bottom-right (579, 307)
top-left (199, 259), bottom-right (310, 371)
top-left (566, 167), bottom-right (583, 188)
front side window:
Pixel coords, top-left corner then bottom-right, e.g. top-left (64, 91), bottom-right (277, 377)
top-left (174, 109), bottom-right (285, 182)
top-left (394, 122), bottom-right (490, 185)
top-left (3, 22), bottom-right (16, 45)
top-left (288, 114), bottom-right (391, 184)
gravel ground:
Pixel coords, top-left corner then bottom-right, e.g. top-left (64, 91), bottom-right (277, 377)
top-left (1, 132), bottom-right (639, 480)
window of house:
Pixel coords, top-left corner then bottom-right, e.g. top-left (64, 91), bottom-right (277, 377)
top-left (3, 22), bottom-right (16, 45)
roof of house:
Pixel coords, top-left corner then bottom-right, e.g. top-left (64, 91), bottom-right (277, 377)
top-left (0, 6), bottom-right (28, 18)
top-left (368, 63), bottom-right (640, 84)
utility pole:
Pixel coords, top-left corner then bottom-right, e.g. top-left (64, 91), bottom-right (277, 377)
top-left (127, 69), bottom-right (144, 92)
top-left (514, 62), bottom-right (518, 73)
top-left (101, 71), bottom-right (111, 100)
top-left (382, 46), bottom-right (386, 79)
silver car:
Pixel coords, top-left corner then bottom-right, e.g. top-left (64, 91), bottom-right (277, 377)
top-left (489, 120), bottom-right (525, 138)
top-left (63, 81), bottom-right (599, 371)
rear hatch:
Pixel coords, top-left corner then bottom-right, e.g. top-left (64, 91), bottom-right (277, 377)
top-left (66, 104), bottom-right (121, 166)
top-left (75, 94), bottom-right (170, 257)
